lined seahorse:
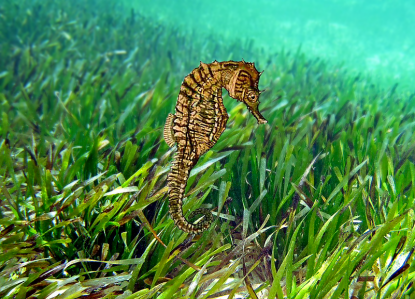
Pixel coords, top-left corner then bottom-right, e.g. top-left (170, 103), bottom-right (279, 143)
top-left (164, 60), bottom-right (267, 234)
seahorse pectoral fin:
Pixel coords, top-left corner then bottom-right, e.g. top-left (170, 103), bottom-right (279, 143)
top-left (164, 113), bottom-right (176, 147)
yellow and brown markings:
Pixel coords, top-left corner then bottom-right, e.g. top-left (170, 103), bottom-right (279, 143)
top-left (164, 60), bottom-right (267, 234)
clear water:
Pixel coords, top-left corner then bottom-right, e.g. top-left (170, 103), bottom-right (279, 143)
top-left (128, 0), bottom-right (415, 91)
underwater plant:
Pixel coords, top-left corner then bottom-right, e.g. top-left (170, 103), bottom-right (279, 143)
top-left (0, 0), bottom-right (414, 298)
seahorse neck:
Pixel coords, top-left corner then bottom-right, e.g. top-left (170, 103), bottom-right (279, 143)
top-left (211, 67), bottom-right (237, 98)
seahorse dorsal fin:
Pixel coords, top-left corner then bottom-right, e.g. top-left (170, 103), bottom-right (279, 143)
top-left (164, 113), bottom-right (176, 147)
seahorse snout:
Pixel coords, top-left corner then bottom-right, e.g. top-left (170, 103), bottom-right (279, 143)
top-left (249, 105), bottom-right (267, 124)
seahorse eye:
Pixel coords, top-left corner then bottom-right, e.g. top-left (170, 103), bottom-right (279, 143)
top-left (247, 91), bottom-right (258, 102)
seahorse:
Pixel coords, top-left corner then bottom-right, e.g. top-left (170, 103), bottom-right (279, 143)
top-left (164, 60), bottom-right (267, 234)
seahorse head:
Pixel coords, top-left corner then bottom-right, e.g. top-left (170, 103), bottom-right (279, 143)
top-left (220, 60), bottom-right (267, 124)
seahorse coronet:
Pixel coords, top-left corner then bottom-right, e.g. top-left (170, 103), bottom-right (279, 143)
top-left (165, 60), bottom-right (267, 234)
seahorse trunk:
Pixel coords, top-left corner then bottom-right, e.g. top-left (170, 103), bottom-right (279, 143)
top-left (167, 151), bottom-right (213, 234)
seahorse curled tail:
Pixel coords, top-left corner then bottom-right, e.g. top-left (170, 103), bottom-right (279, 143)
top-left (167, 151), bottom-right (213, 233)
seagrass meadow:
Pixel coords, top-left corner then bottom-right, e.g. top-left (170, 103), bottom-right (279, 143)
top-left (1, 0), bottom-right (415, 298)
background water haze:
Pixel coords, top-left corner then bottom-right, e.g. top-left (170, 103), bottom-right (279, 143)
top-left (131, 0), bottom-right (415, 91)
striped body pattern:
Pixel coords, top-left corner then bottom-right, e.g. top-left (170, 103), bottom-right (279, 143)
top-left (164, 60), bottom-right (267, 234)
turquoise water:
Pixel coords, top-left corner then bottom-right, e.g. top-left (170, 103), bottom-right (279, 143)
top-left (129, 0), bottom-right (414, 91)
